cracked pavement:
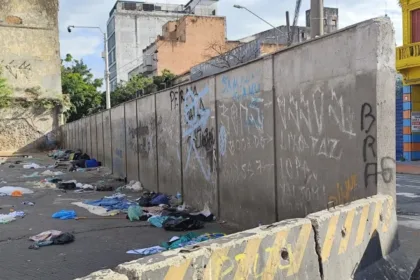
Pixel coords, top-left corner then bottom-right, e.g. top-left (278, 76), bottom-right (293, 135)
top-left (0, 154), bottom-right (235, 280)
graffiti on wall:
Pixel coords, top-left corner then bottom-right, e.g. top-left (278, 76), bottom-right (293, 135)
top-left (182, 85), bottom-right (216, 181)
top-left (0, 59), bottom-right (32, 79)
top-left (218, 71), bottom-right (275, 184)
top-left (276, 87), bottom-right (357, 212)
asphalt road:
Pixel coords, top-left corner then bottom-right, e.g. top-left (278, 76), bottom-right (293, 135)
top-left (396, 173), bottom-right (420, 268)
top-left (0, 155), bottom-right (235, 280)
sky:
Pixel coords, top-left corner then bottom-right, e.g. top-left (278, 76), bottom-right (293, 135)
top-left (59, 0), bottom-right (402, 82)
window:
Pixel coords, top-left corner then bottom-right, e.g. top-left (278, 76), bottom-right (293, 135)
top-left (143, 4), bottom-right (155, 12)
top-left (108, 33), bottom-right (115, 50)
top-left (412, 9), bottom-right (420, 43)
top-left (122, 2), bottom-right (136, 11)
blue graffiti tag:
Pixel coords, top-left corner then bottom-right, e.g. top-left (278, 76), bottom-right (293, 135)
top-left (219, 125), bottom-right (227, 156)
top-left (183, 86), bottom-right (212, 180)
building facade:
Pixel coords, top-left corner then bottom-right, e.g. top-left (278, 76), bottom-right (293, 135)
top-left (0, 0), bottom-right (62, 152)
top-left (131, 15), bottom-right (243, 78)
top-left (107, 0), bottom-right (218, 91)
top-left (397, 0), bottom-right (420, 160)
top-left (305, 7), bottom-right (339, 34)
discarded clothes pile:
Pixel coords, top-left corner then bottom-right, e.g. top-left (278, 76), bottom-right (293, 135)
top-left (127, 232), bottom-right (225, 255)
top-left (28, 230), bottom-right (75, 249)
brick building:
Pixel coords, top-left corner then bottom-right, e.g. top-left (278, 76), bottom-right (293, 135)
top-left (130, 15), bottom-right (281, 78)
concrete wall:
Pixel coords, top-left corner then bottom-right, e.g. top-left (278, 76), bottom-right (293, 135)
top-left (0, 0), bottom-right (61, 153)
top-left (60, 18), bottom-right (396, 228)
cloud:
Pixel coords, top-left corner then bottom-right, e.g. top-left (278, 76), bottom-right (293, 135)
top-left (60, 35), bottom-right (102, 58)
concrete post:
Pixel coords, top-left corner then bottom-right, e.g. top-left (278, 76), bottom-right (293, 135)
top-left (310, 0), bottom-right (324, 38)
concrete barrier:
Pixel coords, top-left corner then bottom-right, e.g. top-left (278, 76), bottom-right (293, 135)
top-left (78, 219), bottom-right (320, 280)
top-left (75, 195), bottom-right (403, 280)
top-left (307, 195), bottom-right (397, 280)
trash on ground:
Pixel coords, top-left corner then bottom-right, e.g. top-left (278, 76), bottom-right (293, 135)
top-left (125, 181), bottom-right (143, 192)
top-left (23, 163), bottom-right (43, 169)
top-left (52, 210), bottom-right (77, 220)
top-left (137, 192), bottom-right (170, 207)
top-left (23, 172), bottom-right (40, 178)
top-left (127, 205), bottom-right (142, 222)
top-left (0, 211), bottom-right (25, 224)
top-left (126, 246), bottom-right (166, 255)
top-left (71, 202), bottom-right (120, 216)
top-left (104, 193), bottom-right (126, 199)
top-left (58, 181), bottom-right (76, 190)
top-left (41, 170), bottom-right (64, 176)
top-left (34, 181), bottom-right (56, 189)
top-left (29, 230), bottom-right (62, 242)
top-left (22, 201), bottom-right (35, 206)
top-left (11, 190), bottom-right (23, 197)
top-left (29, 232), bottom-right (75, 250)
top-left (163, 217), bottom-right (204, 231)
top-left (127, 233), bottom-right (225, 255)
top-left (148, 216), bottom-right (172, 228)
top-left (0, 186), bottom-right (34, 196)
top-left (84, 196), bottom-right (134, 212)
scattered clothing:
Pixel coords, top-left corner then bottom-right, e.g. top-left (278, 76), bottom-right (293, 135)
top-left (163, 217), bottom-right (204, 231)
top-left (29, 232), bottom-right (74, 250)
top-left (85, 159), bottom-right (99, 168)
top-left (72, 202), bottom-right (119, 216)
top-left (85, 197), bottom-right (133, 211)
top-left (21, 201), bottom-right (35, 206)
top-left (96, 185), bottom-right (114, 192)
top-left (126, 246), bottom-right (166, 255)
top-left (0, 186), bottom-right (34, 196)
top-left (126, 233), bottom-right (225, 256)
top-left (151, 194), bottom-right (170, 206)
top-left (23, 163), bottom-right (43, 169)
top-left (58, 182), bottom-right (76, 190)
top-left (29, 230), bottom-right (62, 242)
top-left (143, 206), bottom-right (165, 216)
top-left (125, 181), bottom-right (143, 192)
top-left (23, 172), bottom-right (40, 178)
top-left (52, 210), bottom-right (76, 220)
top-left (104, 193), bottom-right (126, 200)
top-left (0, 211), bottom-right (25, 224)
top-left (148, 216), bottom-right (173, 228)
top-left (127, 205), bottom-right (142, 222)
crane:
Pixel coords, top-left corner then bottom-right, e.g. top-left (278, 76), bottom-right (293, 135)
top-left (288, 0), bottom-right (302, 46)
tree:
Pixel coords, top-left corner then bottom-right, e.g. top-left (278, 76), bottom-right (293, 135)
top-left (62, 54), bottom-right (104, 122)
top-left (202, 40), bottom-right (260, 69)
top-left (110, 69), bottom-right (176, 107)
top-left (0, 66), bottom-right (12, 108)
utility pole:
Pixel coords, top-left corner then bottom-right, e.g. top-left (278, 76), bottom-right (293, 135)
top-left (103, 33), bottom-right (111, 110)
top-left (310, 0), bottom-right (324, 38)
top-left (286, 11), bottom-right (291, 46)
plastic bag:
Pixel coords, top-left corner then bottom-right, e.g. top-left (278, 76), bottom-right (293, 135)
top-left (127, 205), bottom-right (142, 222)
top-left (52, 210), bottom-right (76, 220)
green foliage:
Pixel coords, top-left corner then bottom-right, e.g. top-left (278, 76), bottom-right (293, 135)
top-left (62, 54), bottom-right (104, 122)
top-left (110, 69), bottom-right (176, 107)
top-left (0, 67), bottom-right (12, 108)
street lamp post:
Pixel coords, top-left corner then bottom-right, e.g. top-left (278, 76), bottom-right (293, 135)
top-left (67, 25), bottom-right (111, 110)
top-left (233, 4), bottom-right (285, 47)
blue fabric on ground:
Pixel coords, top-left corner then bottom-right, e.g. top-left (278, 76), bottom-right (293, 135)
top-left (150, 194), bottom-right (170, 205)
top-left (126, 246), bottom-right (166, 255)
top-left (52, 210), bottom-right (76, 220)
top-left (84, 197), bottom-right (133, 211)
top-left (148, 216), bottom-right (172, 228)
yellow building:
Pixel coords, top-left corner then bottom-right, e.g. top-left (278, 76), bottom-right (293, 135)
top-left (397, 0), bottom-right (420, 160)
